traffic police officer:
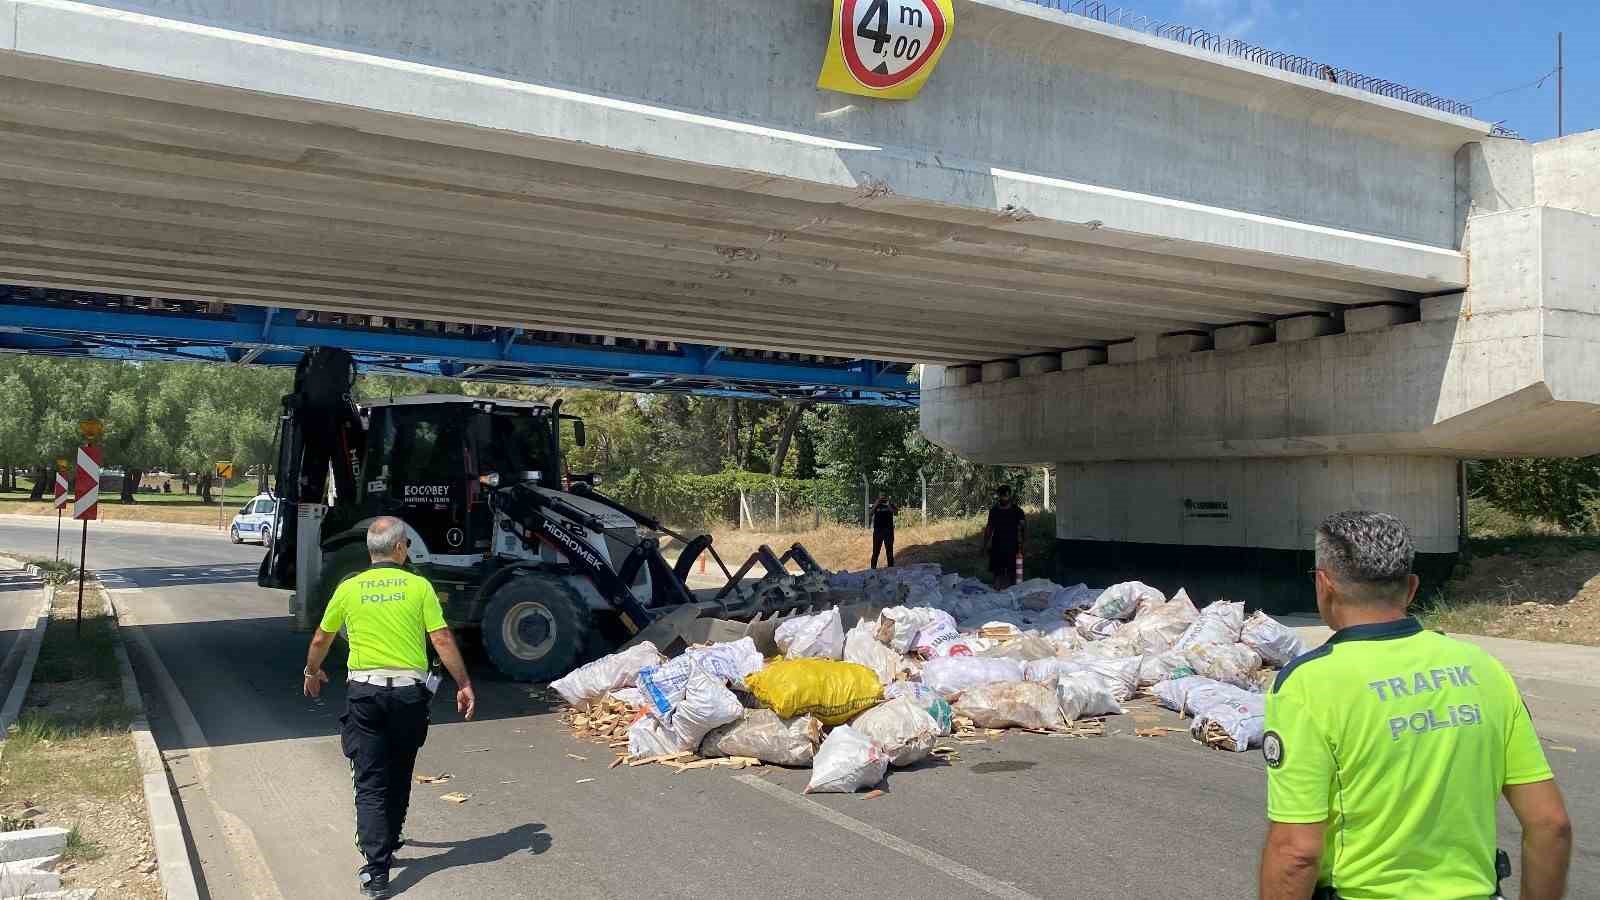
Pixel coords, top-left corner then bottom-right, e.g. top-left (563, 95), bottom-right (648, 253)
top-left (1258, 511), bottom-right (1572, 900)
top-left (303, 516), bottom-right (477, 899)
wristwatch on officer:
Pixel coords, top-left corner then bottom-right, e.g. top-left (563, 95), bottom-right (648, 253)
top-left (303, 666), bottom-right (320, 679)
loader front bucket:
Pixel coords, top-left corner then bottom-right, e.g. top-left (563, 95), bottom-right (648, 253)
top-left (623, 590), bottom-right (884, 657)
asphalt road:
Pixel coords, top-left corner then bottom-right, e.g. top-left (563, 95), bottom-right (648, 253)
top-left (2, 515), bottom-right (1596, 899)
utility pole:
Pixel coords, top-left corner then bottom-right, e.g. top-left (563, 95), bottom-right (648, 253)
top-left (1557, 32), bottom-right (1565, 137)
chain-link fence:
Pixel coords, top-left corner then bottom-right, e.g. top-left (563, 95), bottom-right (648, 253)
top-left (730, 467), bottom-right (1057, 532)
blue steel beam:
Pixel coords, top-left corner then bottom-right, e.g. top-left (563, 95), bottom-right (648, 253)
top-left (0, 297), bottom-right (918, 406)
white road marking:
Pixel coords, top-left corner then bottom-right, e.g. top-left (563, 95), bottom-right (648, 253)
top-left (735, 773), bottom-right (1041, 900)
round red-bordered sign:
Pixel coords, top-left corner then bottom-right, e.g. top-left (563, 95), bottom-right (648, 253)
top-left (839, 0), bottom-right (948, 91)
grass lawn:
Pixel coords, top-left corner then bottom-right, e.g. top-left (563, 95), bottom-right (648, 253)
top-left (695, 509), bottom-right (1056, 582)
top-left (0, 562), bottom-right (161, 898)
top-left (1, 477), bottom-right (262, 526)
top-left (1418, 501), bottom-right (1600, 646)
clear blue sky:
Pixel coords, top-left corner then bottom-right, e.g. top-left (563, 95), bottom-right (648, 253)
top-left (1124, 0), bottom-right (1595, 140)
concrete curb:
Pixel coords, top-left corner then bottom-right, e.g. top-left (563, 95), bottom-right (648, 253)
top-left (103, 589), bottom-right (202, 900)
top-left (0, 566), bottom-right (52, 740)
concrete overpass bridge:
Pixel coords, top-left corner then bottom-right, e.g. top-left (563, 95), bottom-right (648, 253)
top-left (2, 0), bottom-right (1596, 604)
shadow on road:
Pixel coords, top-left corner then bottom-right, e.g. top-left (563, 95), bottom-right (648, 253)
top-left (131, 615), bottom-right (560, 749)
top-left (100, 563), bottom-right (263, 590)
top-left (390, 822), bottom-right (552, 895)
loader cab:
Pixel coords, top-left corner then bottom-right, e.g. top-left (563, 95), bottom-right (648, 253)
top-left (355, 395), bottom-right (562, 561)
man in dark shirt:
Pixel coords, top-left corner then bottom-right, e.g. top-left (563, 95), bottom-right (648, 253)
top-left (982, 485), bottom-right (1026, 589)
top-left (870, 494), bottom-right (897, 568)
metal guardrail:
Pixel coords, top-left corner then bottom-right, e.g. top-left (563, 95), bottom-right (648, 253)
top-left (1025, 0), bottom-right (1479, 120)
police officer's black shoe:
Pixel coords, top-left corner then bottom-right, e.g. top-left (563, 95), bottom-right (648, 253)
top-left (359, 869), bottom-right (391, 898)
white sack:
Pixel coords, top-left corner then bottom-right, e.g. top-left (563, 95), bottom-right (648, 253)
top-left (1076, 612), bottom-right (1124, 641)
top-left (627, 717), bottom-right (683, 758)
top-left (637, 655), bottom-right (696, 721)
top-left (876, 606), bottom-right (956, 653)
top-left (1153, 675), bottom-right (1257, 716)
top-left (1078, 633), bottom-right (1143, 660)
top-left (551, 641), bottom-right (664, 707)
top-left (1057, 671), bottom-right (1122, 720)
top-left (805, 726), bottom-right (889, 793)
top-left (954, 680), bottom-right (1066, 730)
top-left (776, 607), bottom-right (846, 660)
top-left (1240, 611), bottom-right (1307, 667)
top-left (700, 709), bottom-right (823, 766)
top-left (1120, 589), bottom-right (1200, 654)
top-left (851, 697), bottom-right (941, 767)
top-left (883, 681), bottom-right (940, 705)
top-left (919, 656), bottom-right (1025, 699)
top-left (1046, 583), bottom-right (1098, 612)
top-left (912, 617), bottom-right (974, 659)
top-left (1190, 690), bottom-right (1266, 752)
top-left (843, 621), bottom-right (903, 685)
top-left (606, 687), bottom-right (646, 707)
top-left (1087, 581), bottom-right (1166, 621)
top-left (1175, 600), bottom-right (1246, 650)
top-left (1137, 649), bottom-right (1195, 687)
top-left (975, 633), bottom-right (1057, 662)
top-left (1183, 642), bottom-right (1263, 690)
top-left (1021, 657), bottom-right (1088, 684)
top-left (1044, 624), bottom-right (1087, 656)
top-left (1079, 656), bottom-right (1141, 702)
top-left (686, 637), bottom-right (766, 689)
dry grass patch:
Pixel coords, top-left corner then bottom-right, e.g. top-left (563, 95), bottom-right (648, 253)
top-left (1423, 538), bottom-right (1600, 647)
top-left (0, 570), bottom-right (161, 898)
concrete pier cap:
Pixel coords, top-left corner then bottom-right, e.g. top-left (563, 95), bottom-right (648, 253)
top-left (922, 131), bottom-right (1600, 612)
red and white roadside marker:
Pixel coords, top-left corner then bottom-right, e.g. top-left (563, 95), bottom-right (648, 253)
top-left (74, 445), bottom-right (101, 522)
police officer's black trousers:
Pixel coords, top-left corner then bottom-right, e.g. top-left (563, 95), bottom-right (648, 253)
top-left (871, 531), bottom-right (894, 568)
top-left (341, 681), bottom-right (430, 875)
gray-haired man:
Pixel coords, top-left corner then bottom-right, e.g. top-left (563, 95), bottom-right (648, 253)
top-left (1258, 511), bottom-right (1571, 900)
top-left (303, 517), bottom-right (476, 898)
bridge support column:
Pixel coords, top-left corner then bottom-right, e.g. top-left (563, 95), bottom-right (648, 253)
top-left (1050, 456), bottom-right (1460, 615)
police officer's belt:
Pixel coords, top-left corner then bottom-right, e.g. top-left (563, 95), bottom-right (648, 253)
top-left (349, 671), bottom-right (425, 688)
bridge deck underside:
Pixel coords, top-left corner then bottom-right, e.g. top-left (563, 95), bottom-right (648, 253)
top-left (0, 63), bottom-right (1428, 367)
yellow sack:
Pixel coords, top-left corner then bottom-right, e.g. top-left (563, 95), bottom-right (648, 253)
top-left (745, 659), bottom-right (884, 726)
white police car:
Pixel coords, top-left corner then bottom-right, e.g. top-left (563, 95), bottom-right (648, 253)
top-left (229, 493), bottom-right (279, 545)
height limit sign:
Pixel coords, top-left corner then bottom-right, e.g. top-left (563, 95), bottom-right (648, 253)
top-left (818, 0), bottom-right (953, 100)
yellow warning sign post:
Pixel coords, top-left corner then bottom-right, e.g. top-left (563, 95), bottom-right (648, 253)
top-left (818, 0), bottom-right (954, 100)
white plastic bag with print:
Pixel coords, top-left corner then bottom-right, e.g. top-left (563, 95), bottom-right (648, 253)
top-left (685, 637), bottom-right (766, 689)
top-left (1087, 581), bottom-right (1166, 621)
top-left (1175, 600), bottom-right (1246, 650)
top-left (805, 726), bottom-right (889, 794)
top-left (550, 641), bottom-right (664, 707)
top-left (912, 617), bottom-right (974, 659)
top-left (1189, 689), bottom-right (1266, 751)
top-left (1057, 671), bottom-right (1122, 720)
top-left (851, 697), bottom-right (941, 767)
top-left (1240, 611), bottom-right (1307, 667)
top-left (954, 680), bottom-right (1066, 730)
top-left (775, 607), bottom-right (846, 660)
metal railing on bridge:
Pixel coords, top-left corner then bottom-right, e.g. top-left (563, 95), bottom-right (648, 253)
top-left (1026, 0), bottom-right (1482, 121)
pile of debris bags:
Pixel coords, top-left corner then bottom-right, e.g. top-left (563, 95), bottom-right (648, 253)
top-left (555, 567), bottom-right (1307, 791)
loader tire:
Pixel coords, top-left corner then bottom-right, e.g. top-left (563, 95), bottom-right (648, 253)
top-left (481, 574), bottom-right (590, 683)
